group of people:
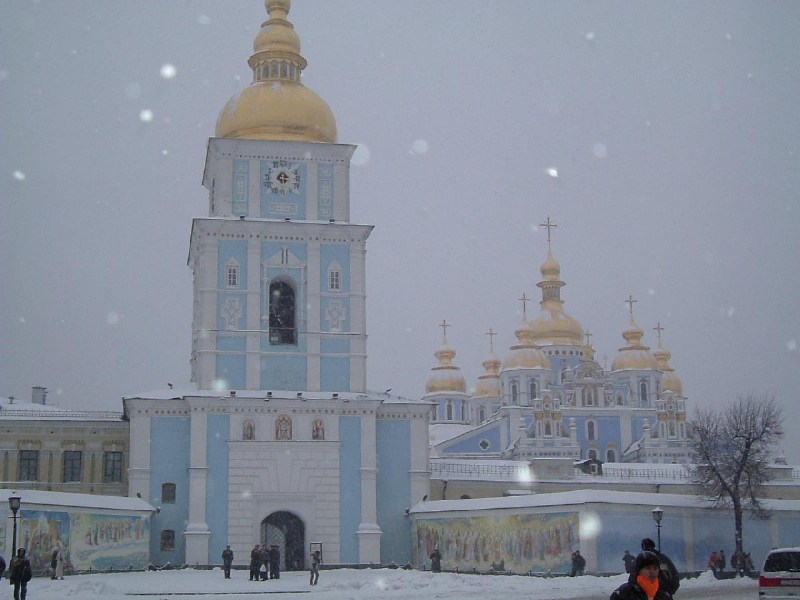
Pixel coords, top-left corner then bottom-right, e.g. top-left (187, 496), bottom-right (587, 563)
top-left (2, 548), bottom-right (33, 600)
top-left (247, 544), bottom-right (282, 581)
top-left (611, 538), bottom-right (680, 600)
top-left (708, 548), bottom-right (754, 576)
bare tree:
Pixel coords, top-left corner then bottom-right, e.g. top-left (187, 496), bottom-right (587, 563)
top-left (689, 393), bottom-right (783, 556)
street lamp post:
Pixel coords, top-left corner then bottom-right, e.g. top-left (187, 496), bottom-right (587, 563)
top-left (652, 506), bottom-right (664, 552)
top-left (9, 495), bottom-right (21, 555)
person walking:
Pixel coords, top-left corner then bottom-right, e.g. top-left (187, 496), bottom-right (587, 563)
top-left (623, 550), bottom-right (636, 574)
top-left (641, 538), bottom-right (679, 595)
top-left (610, 550), bottom-right (673, 600)
top-left (716, 549), bottom-right (726, 572)
top-left (9, 548), bottom-right (32, 600)
top-left (0, 553), bottom-right (6, 582)
top-left (429, 548), bottom-right (442, 573)
top-left (54, 544), bottom-right (65, 580)
top-left (221, 545), bottom-right (234, 579)
top-left (309, 549), bottom-right (322, 586)
top-left (707, 550), bottom-right (718, 575)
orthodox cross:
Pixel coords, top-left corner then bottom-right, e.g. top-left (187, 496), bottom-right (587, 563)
top-left (625, 294), bottom-right (637, 317)
top-left (518, 293), bottom-right (531, 321)
top-left (653, 322), bottom-right (665, 346)
top-left (584, 330), bottom-right (593, 347)
top-left (486, 328), bottom-right (497, 353)
top-left (540, 216), bottom-right (558, 251)
top-left (439, 319), bottom-right (450, 345)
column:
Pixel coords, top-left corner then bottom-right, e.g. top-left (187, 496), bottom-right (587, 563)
top-left (184, 407), bottom-right (211, 563)
top-left (357, 412), bottom-right (381, 561)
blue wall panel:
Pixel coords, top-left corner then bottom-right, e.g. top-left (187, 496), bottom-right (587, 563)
top-left (150, 416), bottom-right (191, 565)
top-left (339, 416), bottom-right (361, 562)
top-left (207, 413), bottom-right (231, 563)
top-left (260, 354), bottom-right (307, 390)
top-left (377, 419), bottom-right (411, 564)
top-left (321, 356), bottom-right (350, 392)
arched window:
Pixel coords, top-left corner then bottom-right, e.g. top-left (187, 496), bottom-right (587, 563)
top-left (478, 407), bottom-right (486, 423)
top-left (446, 402), bottom-right (453, 420)
top-left (640, 381), bottom-right (648, 405)
top-left (276, 415), bottom-right (292, 440)
top-left (226, 259), bottom-right (240, 288)
top-left (544, 421), bottom-right (552, 436)
top-left (529, 380), bottom-right (537, 402)
top-left (269, 279), bottom-right (296, 344)
top-left (606, 449), bottom-right (616, 462)
top-left (586, 388), bottom-right (594, 406)
top-left (617, 394), bottom-right (624, 406)
top-left (587, 420), bottom-right (596, 441)
top-left (511, 382), bottom-right (519, 405)
top-left (243, 420), bottom-right (255, 441)
top-left (588, 449), bottom-right (597, 460)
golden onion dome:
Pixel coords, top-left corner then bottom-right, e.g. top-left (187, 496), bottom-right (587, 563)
top-left (215, 0), bottom-right (337, 143)
top-left (474, 352), bottom-right (501, 398)
top-left (530, 250), bottom-right (584, 346)
top-left (425, 343), bottom-right (467, 394)
top-left (654, 343), bottom-right (684, 396)
top-left (611, 316), bottom-right (659, 371)
top-left (503, 319), bottom-right (551, 370)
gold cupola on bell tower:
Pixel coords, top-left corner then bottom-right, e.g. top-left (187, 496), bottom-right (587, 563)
top-left (215, 0), bottom-right (337, 142)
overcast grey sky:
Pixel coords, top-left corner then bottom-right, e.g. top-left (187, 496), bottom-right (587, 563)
top-left (2, 1), bottom-right (798, 458)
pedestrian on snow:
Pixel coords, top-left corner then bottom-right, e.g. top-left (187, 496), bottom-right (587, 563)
top-left (269, 545), bottom-right (280, 579)
top-left (716, 549), bottom-right (726, 571)
top-left (221, 545), bottom-right (234, 579)
top-left (249, 544), bottom-right (261, 581)
top-left (9, 548), bottom-right (32, 600)
top-left (640, 538), bottom-right (679, 595)
top-left (707, 551), bottom-right (718, 574)
top-left (53, 544), bottom-right (65, 580)
top-left (310, 550), bottom-right (322, 586)
top-left (623, 550), bottom-right (636, 574)
top-left (0, 553), bottom-right (5, 580)
top-left (570, 550), bottom-right (586, 576)
top-left (429, 548), bottom-right (442, 573)
top-left (610, 550), bottom-right (673, 600)
top-left (259, 544), bottom-right (270, 580)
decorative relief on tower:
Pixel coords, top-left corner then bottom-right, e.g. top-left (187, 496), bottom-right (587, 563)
top-left (325, 300), bottom-right (347, 332)
top-left (260, 160), bottom-right (307, 218)
top-left (318, 163), bottom-right (333, 220)
top-left (222, 297), bottom-right (242, 330)
top-left (276, 415), bottom-right (292, 440)
top-left (312, 419), bottom-right (325, 441)
top-left (263, 160), bottom-right (301, 195)
top-left (232, 159), bottom-right (249, 216)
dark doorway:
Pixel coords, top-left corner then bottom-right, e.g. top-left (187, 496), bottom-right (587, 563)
top-left (261, 511), bottom-right (305, 571)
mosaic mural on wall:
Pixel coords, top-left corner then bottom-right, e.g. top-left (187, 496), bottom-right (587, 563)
top-left (17, 510), bottom-right (149, 572)
top-left (414, 512), bottom-right (579, 573)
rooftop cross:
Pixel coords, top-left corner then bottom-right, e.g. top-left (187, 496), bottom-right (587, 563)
top-left (539, 216), bottom-right (558, 251)
top-left (653, 322), bottom-right (665, 346)
top-left (486, 328), bottom-right (497, 353)
top-left (518, 293), bottom-right (531, 321)
top-left (584, 329), bottom-right (593, 347)
top-left (439, 319), bottom-right (450, 345)
top-left (625, 294), bottom-right (638, 317)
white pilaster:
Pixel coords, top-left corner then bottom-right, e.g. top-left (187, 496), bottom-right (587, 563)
top-left (185, 407), bottom-right (211, 564)
top-left (357, 412), bottom-right (381, 561)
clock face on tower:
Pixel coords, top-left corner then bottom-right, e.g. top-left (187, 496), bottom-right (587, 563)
top-left (264, 160), bottom-right (301, 195)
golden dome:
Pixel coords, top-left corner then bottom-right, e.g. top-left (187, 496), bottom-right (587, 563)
top-left (474, 352), bottom-right (501, 398)
top-left (611, 316), bottom-right (658, 371)
top-left (426, 343), bottom-right (466, 394)
top-left (653, 338), bottom-right (684, 396)
top-left (503, 319), bottom-right (551, 370)
top-left (530, 250), bottom-right (584, 346)
top-left (215, 0), bottom-right (337, 143)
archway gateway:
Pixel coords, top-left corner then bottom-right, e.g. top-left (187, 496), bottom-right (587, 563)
top-left (261, 511), bottom-right (305, 571)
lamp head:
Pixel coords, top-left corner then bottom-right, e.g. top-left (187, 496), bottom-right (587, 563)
top-left (8, 496), bottom-right (21, 513)
top-left (651, 506), bottom-right (664, 523)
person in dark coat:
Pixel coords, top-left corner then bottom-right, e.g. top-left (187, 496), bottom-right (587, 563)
top-left (269, 545), bottom-right (280, 579)
top-left (309, 550), bottom-right (322, 586)
top-left (249, 544), bottom-right (261, 581)
top-left (9, 548), bottom-right (32, 600)
top-left (259, 544), bottom-right (270, 580)
top-left (570, 550), bottom-right (586, 576)
top-left (623, 550), bottom-right (636, 574)
top-left (429, 548), bottom-right (442, 573)
top-left (641, 538), bottom-right (679, 595)
top-left (0, 553), bottom-right (5, 581)
top-left (610, 551), bottom-right (673, 600)
top-left (221, 545), bottom-right (234, 579)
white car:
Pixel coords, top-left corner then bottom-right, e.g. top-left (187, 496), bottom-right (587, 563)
top-left (760, 547), bottom-right (800, 599)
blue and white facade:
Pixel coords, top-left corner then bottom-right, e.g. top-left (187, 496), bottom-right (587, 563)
top-left (426, 240), bottom-right (691, 466)
top-left (124, 1), bottom-right (430, 570)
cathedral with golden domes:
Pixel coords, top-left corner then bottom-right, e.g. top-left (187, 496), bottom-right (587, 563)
top-left (424, 218), bottom-right (691, 466)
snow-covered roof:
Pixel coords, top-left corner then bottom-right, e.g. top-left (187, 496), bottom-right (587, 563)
top-left (0, 397), bottom-right (123, 421)
top-left (123, 386), bottom-right (425, 405)
top-left (0, 489), bottom-right (155, 513)
top-left (429, 423), bottom-right (474, 447)
top-left (409, 488), bottom-right (800, 515)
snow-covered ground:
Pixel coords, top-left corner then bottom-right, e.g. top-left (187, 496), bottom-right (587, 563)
top-left (17, 567), bottom-right (757, 599)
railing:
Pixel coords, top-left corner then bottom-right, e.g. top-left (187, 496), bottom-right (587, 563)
top-left (430, 461), bottom-right (529, 480)
top-left (0, 409), bottom-right (124, 420)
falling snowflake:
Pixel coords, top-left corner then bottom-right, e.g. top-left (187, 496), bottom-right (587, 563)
top-left (160, 64), bottom-right (177, 79)
top-left (546, 167), bottom-right (559, 178)
top-left (13, 170), bottom-right (26, 181)
top-left (139, 109), bottom-right (154, 122)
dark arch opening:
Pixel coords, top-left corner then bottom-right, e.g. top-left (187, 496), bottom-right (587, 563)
top-left (261, 511), bottom-right (305, 571)
top-left (269, 280), bottom-right (296, 344)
